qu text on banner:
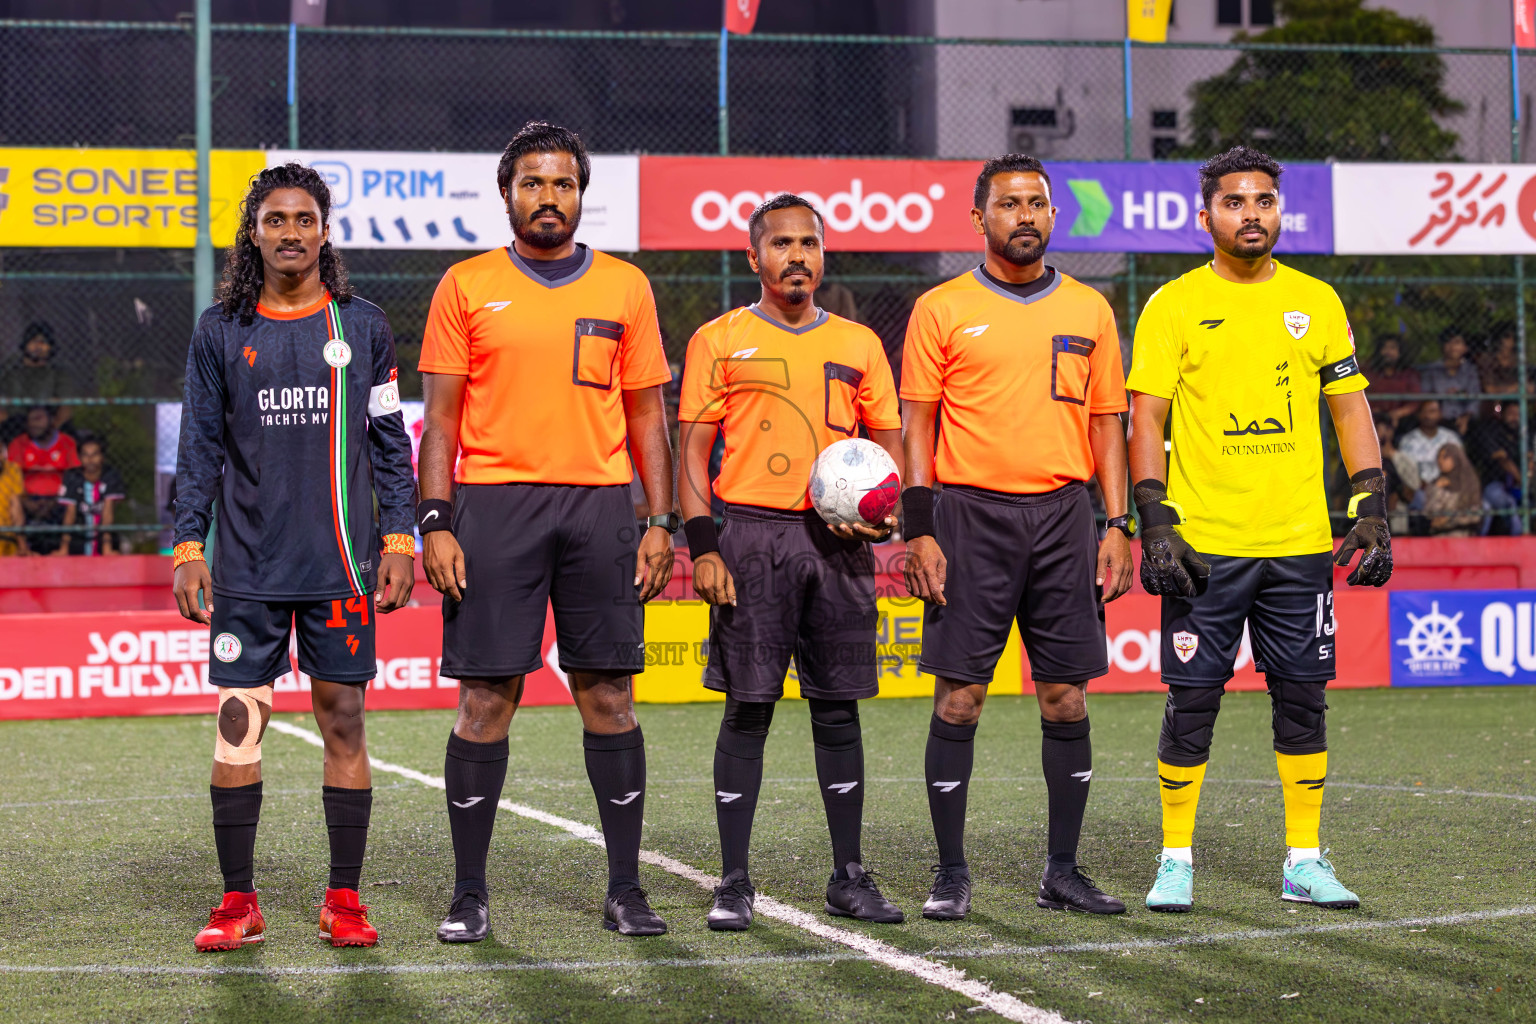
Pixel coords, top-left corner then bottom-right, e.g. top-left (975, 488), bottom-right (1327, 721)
top-left (0, 148), bottom-right (265, 247)
top-left (637, 156), bottom-right (1334, 253)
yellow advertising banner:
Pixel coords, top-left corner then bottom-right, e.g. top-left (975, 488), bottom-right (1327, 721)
top-left (632, 598), bottom-right (1024, 704)
top-left (0, 148), bottom-right (266, 248)
top-left (1127, 0), bottom-right (1173, 42)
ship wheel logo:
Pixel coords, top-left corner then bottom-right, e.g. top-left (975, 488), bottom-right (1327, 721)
top-left (1396, 601), bottom-right (1474, 675)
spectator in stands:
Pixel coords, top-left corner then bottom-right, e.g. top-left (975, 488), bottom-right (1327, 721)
top-left (7, 405), bottom-right (79, 556)
top-left (0, 322), bottom-right (73, 445)
top-left (1477, 329), bottom-right (1531, 406)
top-left (1396, 399), bottom-right (1462, 487)
top-left (0, 441), bottom-right (25, 556)
top-left (1467, 401), bottom-right (1527, 535)
top-left (1367, 334), bottom-right (1421, 426)
top-left (59, 435), bottom-right (126, 556)
top-left (1375, 413), bottom-right (1418, 535)
top-left (1421, 443), bottom-right (1483, 538)
top-left (1420, 327), bottom-right (1480, 433)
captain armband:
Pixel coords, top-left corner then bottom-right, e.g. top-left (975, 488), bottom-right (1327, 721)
top-left (173, 541), bottom-right (205, 570)
top-left (214, 685), bottom-right (272, 766)
top-left (382, 533), bottom-right (416, 557)
top-left (1346, 468), bottom-right (1387, 520)
top-left (368, 370), bottom-right (402, 418)
top-left (1319, 353), bottom-right (1362, 387)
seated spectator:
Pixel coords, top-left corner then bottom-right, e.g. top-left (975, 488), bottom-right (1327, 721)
top-left (1477, 329), bottom-right (1533, 406)
top-left (1420, 444), bottom-right (1483, 538)
top-left (0, 322), bottom-right (73, 445)
top-left (7, 405), bottom-right (79, 556)
top-left (1367, 334), bottom-right (1421, 426)
top-left (1396, 399), bottom-right (1461, 486)
top-left (1419, 328), bottom-right (1481, 433)
top-left (59, 436), bottom-right (126, 556)
top-left (1375, 414), bottom-right (1418, 535)
top-left (0, 441), bottom-right (25, 556)
top-left (1470, 402), bottom-right (1529, 535)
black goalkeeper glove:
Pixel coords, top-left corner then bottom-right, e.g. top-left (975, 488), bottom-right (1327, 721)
top-left (1334, 469), bottom-right (1393, 587)
top-left (1135, 479), bottom-right (1211, 598)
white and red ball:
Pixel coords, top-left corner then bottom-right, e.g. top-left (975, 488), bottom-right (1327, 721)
top-left (808, 438), bottom-right (900, 528)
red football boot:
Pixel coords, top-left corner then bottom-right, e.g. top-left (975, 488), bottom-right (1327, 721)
top-left (194, 891), bottom-right (265, 952)
top-left (318, 888), bottom-right (378, 947)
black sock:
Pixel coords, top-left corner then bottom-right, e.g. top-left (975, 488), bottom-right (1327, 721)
top-left (321, 786), bottom-right (373, 891)
top-left (584, 727), bottom-right (647, 895)
top-left (925, 714), bottom-right (976, 871)
top-left (211, 781), bottom-right (262, 893)
top-left (445, 732), bottom-right (507, 898)
top-left (714, 698), bottom-right (774, 878)
top-left (809, 699), bottom-right (864, 877)
top-left (1041, 715), bottom-right (1092, 876)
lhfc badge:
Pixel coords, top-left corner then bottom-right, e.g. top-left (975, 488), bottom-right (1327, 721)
top-left (1282, 310), bottom-right (1311, 340)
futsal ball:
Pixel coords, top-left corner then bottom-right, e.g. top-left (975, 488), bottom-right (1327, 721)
top-left (809, 438), bottom-right (901, 527)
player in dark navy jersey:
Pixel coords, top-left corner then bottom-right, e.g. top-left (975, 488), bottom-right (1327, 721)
top-left (173, 163), bottom-right (417, 952)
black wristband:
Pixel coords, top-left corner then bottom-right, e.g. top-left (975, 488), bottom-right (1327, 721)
top-left (1133, 478), bottom-right (1180, 530)
top-left (683, 515), bottom-right (720, 558)
top-left (901, 485), bottom-right (935, 540)
top-left (417, 498), bottom-right (453, 535)
top-left (1349, 468), bottom-right (1387, 520)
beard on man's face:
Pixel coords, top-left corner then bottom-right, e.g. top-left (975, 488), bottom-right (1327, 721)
top-left (510, 202), bottom-right (581, 250)
top-left (989, 226), bottom-right (1049, 267)
top-left (1217, 221), bottom-right (1275, 260)
top-left (771, 261), bottom-right (816, 306)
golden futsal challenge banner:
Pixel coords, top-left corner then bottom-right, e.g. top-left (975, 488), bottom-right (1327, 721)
top-left (0, 147), bottom-right (266, 248)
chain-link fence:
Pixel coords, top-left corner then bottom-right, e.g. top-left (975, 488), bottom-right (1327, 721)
top-left (2, 21), bottom-right (1533, 550)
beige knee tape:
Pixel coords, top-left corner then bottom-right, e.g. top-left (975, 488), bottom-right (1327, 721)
top-left (214, 685), bottom-right (272, 765)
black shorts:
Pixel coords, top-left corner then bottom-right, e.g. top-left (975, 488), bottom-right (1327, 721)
top-left (1160, 552), bottom-right (1336, 687)
top-left (703, 505), bottom-right (878, 702)
top-left (440, 482), bottom-right (645, 679)
top-left (918, 482), bottom-right (1108, 686)
top-left (208, 594), bottom-right (376, 687)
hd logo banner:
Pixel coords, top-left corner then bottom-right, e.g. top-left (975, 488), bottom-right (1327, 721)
top-left (0, 148), bottom-right (265, 247)
top-left (1390, 590), bottom-right (1536, 686)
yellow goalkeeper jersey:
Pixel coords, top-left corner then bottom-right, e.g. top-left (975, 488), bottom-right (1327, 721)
top-left (1127, 261), bottom-right (1368, 558)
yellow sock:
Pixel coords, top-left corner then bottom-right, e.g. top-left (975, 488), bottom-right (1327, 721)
top-left (1157, 760), bottom-right (1207, 848)
top-left (1276, 751), bottom-right (1327, 849)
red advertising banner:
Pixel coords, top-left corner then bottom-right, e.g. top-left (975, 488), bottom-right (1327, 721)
top-left (638, 155), bottom-right (984, 252)
top-left (0, 588), bottom-right (1388, 721)
top-left (1518, 0), bottom-right (1536, 49)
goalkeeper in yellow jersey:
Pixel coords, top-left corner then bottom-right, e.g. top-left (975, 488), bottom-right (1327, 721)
top-left (1126, 146), bottom-right (1392, 914)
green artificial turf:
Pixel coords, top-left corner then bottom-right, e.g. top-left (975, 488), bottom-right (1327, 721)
top-left (1, 687), bottom-right (1532, 1023)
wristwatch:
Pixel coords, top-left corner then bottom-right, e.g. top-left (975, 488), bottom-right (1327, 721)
top-left (1106, 514), bottom-right (1136, 538)
top-left (646, 512), bottom-right (682, 534)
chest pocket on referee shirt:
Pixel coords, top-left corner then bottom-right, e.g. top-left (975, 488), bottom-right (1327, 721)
top-left (824, 362), bottom-right (864, 435)
top-left (1050, 335), bottom-right (1094, 406)
top-left (572, 318), bottom-right (625, 390)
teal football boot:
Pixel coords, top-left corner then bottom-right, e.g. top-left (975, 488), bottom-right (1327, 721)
top-left (1281, 850), bottom-right (1359, 909)
top-left (1146, 853), bottom-right (1194, 913)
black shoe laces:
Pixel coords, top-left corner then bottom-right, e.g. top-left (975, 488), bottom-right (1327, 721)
top-left (1054, 866), bottom-right (1105, 898)
top-left (847, 869), bottom-right (889, 897)
top-left (611, 886), bottom-right (655, 914)
top-left (447, 890), bottom-right (485, 920)
top-left (714, 876), bottom-right (754, 908)
top-left (929, 865), bottom-right (969, 901)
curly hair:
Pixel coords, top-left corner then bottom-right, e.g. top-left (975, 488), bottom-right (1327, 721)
top-left (218, 162), bottom-right (352, 325)
top-left (1198, 146), bottom-right (1282, 209)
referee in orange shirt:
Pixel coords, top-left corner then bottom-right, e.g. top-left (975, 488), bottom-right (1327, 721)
top-left (901, 154), bottom-right (1133, 919)
top-left (417, 122), bottom-right (677, 941)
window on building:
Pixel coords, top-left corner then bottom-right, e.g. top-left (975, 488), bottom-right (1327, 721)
top-left (1217, 0), bottom-right (1242, 25)
top-left (1250, 0), bottom-right (1275, 25)
top-left (1152, 109), bottom-right (1178, 130)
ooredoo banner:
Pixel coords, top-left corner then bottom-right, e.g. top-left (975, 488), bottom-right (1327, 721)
top-left (0, 589), bottom-right (1388, 721)
top-left (267, 151), bottom-right (640, 252)
top-left (1333, 164), bottom-right (1536, 255)
top-left (637, 156), bottom-right (1333, 253)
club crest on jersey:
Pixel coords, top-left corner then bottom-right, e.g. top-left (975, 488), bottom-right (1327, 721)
top-left (1172, 631), bottom-right (1199, 664)
top-left (213, 633), bottom-right (243, 663)
top-left (1282, 310), bottom-right (1311, 340)
top-left (323, 340), bottom-right (352, 368)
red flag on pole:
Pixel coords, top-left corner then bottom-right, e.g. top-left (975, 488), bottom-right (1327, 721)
top-left (725, 0), bottom-right (760, 35)
top-left (1517, 0), bottom-right (1535, 49)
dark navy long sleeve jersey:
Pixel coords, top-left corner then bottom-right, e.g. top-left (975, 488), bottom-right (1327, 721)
top-left (174, 293), bottom-right (417, 601)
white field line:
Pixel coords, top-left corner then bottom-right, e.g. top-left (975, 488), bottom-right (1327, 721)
top-left (2, 906), bottom-right (1531, 979)
top-left (266, 720), bottom-right (1065, 1024)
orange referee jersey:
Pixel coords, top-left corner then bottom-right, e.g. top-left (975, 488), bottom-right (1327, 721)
top-left (679, 305), bottom-right (900, 510)
top-left (419, 246), bottom-right (671, 485)
top-left (900, 267), bottom-right (1127, 494)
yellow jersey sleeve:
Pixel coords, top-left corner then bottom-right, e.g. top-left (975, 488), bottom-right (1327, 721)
top-left (1318, 288), bottom-right (1369, 396)
top-left (1126, 283), bottom-right (1182, 399)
